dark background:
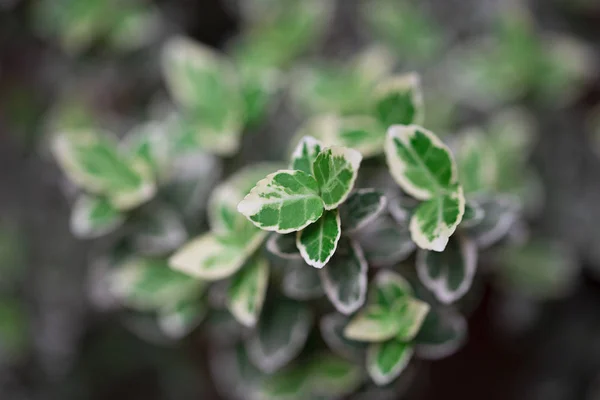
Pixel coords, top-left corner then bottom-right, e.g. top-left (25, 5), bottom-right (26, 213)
top-left (2, 0), bottom-right (600, 399)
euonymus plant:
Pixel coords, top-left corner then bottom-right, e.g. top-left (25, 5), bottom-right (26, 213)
top-left (48, 2), bottom-right (577, 397)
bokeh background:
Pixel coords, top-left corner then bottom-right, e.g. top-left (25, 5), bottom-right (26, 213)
top-left (2, 0), bottom-right (600, 399)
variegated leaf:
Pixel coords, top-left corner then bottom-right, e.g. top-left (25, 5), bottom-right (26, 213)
top-left (297, 209), bottom-right (341, 269)
top-left (313, 147), bottom-right (362, 210)
top-left (70, 195), bottom-right (124, 239)
top-left (367, 339), bottom-right (414, 386)
top-left (289, 135), bottom-right (323, 175)
top-left (372, 73), bottom-right (424, 127)
top-left (227, 255), bottom-right (270, 327)
top-left (340, 189), bottom-right (387, 233)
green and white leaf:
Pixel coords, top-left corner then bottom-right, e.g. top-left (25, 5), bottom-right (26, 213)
top-left (356, 214), bottom-right (415, 267)
top-left (373, 73), bottom-right (424, 128)
top-left (416, 236), bottom-right (478, 304)
top-left (109, 257), bottom-right (204, 312)
top-left (320, 313), bottom-right (366, 361)
top-left (51, 131), bottom-right (156, 210)
top-left (238, 170), bottom-right (324, 233)
top-left (122, 121), bottom-right (172, 182)
top-left (465, 194), bottom-right (520, 248)
top-left (70, 195), bottom-right (124, 239)
top-left (343, 304), bottom-right (402, 342)
top-left (296, 209), bottom-right (341, 269)
top-left (289, 135), bottom-right (323, 175)
top-left (169, 231), bottom-right (266, 281)
top-left (455, 128), bottom-right (497, 194)
top-left (161, 36), bottom-right (244, 156)
top-left (410, 188), bottom-right (465, 252)
top-left (340, 189), bottom-right (387, 233)
top-left (415, 307), bottom-right (467, 360)
top-left (209, 163), bottom-right (281, 235)
top-left (266, 233), bottom-right (301, 260)
top-left (309, 353), bottom-right (365, 396)
top-left (313, 146), bottom-right (362, 210)
top-left (226, 255), bottom-right (269, 327)
top-left (367, 339), bottom-right (414, 386)
top-left (281, 260), bottom-right (324, 300)
top-left (319, 238), bottom-right (368, 314)
top-left (369, 270), bottom-right (414, 308)
top-left (385, 125), bottom-right (459, 200)
top-left (247, 299), bottom-right (312, 373)
top-left (393, 297), bottom-right (431, 342)
top-left (158, 297), bottom-right (207, 339)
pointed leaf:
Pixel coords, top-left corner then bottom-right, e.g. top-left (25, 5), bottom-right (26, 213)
top-left (312, 146), bottom-right (362, 210)
top-left (343, 305), bottom-right (401, 342)
top-left (393, 297), bottom-right (430, 341)
top-left (384, 125), bottom-right (458, 200)
top-left (289, 135), bottom-right (323, 175)
top-left (110, 257), bottom-right (204, 312)
top-left (367, 339), bottom-right (414, 386)
top-left (340, 189), bottom-right (387, 233)
top-left (161, 37), bottom-right (243, 155)
top-left (238, 170), bottom-right (324, 233)
top-left (410, 188), bottom-right (465, 252)
top-left (296, 209), bottom-right (341, 269)
top-left (169, 231), bottom-right (266, 281)
top-left (227, 255), bottom-right (269, 327)
top-left (373, 73), bottom-right (424, 127)
top-left (369, 270), bottom-right (414, 308)
top-left (319, 238), bottom-right (368, 314)
top-left (247, 299), bottom-right (312, 373)
top-left (70, 195), bottom-right (124, 239)
top-left (281, 260), bottom-right (324, 300)
top-left (267, 233), bottom-right (302, 260)
top-left (52, 131), bottom-right (155, 210)
top-left (416, 236), bottom-right (478, 304)
top-left (320, 313), bottom-right (366, 361)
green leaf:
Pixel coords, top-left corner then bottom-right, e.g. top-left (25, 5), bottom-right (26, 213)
top-left (122, 121), bottom-right (172, 182)
top-left (319, 238), bottom-right (368, 314)
top-left (209, 163), bottom-right (281, 236)
top-left (367, 339), bottom-right (414, 386)
top-left (226, 255), bottom-right (269, 327)
top-left (110, 257), bottom-right (204, 311)
top-left (308, 353), bottom-right (364, 396)
top-left (385, 125), bottom-right (459, 200)
top-left (415, 308), bottom-right (467, 360)
top-left (238, 170), bottom-right (324, 233)
top-left (247, 299), bottom-right (312, 373)
top-left (373, 74), bottom-right (424, 127)
top-left (168, 231), bottom-right (266, 281)
top-left (340, 189), bottom-right (387, 233)
top-left (369, 270), bottom-right (414, 308)
top-left (289, 135), bottom-right (323, 175)
top-left (281, 260), bottom-right (324, 300)
top-left (158, 297), bottom-right (207, 339)
top-left (356, 214), bottom-right (415, 267)
top-left (0, 297), bottom-right (28, 360)
top-left (266, 233), bottom-right (301, 260)
top-left (410, 188), bottom-right (465, 252)
top-left (343, 304), bottom-right (401, 342)
top-left (52, 131), bottom-right (156, 210)
top-left (465, 195), bottom-right (520, 248)
top-left (320, 313), bottom-right (366, 361)
top-left (393, 297), bottom-right (431, 342)
top-left (161, 36), bottom-right (244, 156)
top-left (296, 209), bottom-right (341, 269)
top-left (313, 146), bottom-right (362, 210)
top-left (70, 195), bottom-right (124, 239)
top-left (456, 128), bottom-right (497, 194)
top-left (416, 236), bottom-right (478, 304)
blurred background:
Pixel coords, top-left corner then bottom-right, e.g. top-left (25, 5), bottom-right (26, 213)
top-left (2, 0), bottom-right (600, 399)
